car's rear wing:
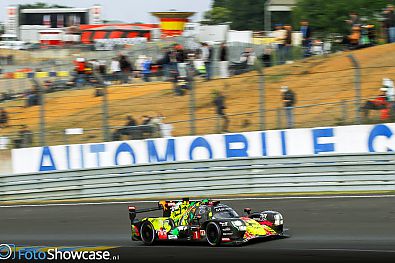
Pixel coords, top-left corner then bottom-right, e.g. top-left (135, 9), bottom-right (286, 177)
top-left (128, 198), bottom-right (192, 222)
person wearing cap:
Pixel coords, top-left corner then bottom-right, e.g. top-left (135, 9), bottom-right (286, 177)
top-left (281, 86), bottom-right (296, 128)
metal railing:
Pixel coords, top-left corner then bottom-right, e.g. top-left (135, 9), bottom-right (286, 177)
top-left (0, 153), bottom-right (393, 203)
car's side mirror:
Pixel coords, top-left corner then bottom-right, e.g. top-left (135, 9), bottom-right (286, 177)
top-left (244, 208), bottom-right (252, 215)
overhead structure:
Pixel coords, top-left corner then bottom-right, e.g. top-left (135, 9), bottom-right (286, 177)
top-left (151, 11), bottom-right (195, 37)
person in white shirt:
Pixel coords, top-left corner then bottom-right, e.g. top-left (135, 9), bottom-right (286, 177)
top-left (273, 24), bottom-right (287, 65)
top-left (201, 42), bottom-right (213, 80)
top-left (110, 57), bottom-right (121, 83)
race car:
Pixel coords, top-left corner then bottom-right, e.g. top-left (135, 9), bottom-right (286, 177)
top-left (127, 198), bottom-right (286, 246)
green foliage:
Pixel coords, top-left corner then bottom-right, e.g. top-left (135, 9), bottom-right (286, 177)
top-left (19, 2), bottom-right (70, 9)
top-left (207, 0), bottom-right (268, 30)
top-left (293, 0), bottom-right (395, 34)
top-left (203, 7), bottom-right (231, 25)
top-left (207, 0), bottom-right (394, 34)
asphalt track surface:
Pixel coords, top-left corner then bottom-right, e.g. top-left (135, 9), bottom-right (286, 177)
top-left (1, 195), bottom-right (395, 263)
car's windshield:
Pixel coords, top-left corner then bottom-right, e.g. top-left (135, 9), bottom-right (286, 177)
top-left (212, 206), bottom-right (239, 219)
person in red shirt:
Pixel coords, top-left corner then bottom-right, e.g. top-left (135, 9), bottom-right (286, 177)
top-left (361, 88), bottom-right (389, 120)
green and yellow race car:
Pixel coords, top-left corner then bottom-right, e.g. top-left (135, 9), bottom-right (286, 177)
top-left (128, 198), bottom-right (286, 246)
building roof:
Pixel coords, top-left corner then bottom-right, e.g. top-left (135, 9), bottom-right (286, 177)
top-left (21, 8), bottom-right (89, 14)
top-left (151, 12), bottom-right (195, 18)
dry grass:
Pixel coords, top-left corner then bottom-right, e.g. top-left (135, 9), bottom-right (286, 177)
top-left (1, 44), bottom-right (394, 146)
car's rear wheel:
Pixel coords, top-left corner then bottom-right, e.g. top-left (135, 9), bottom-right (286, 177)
top-left (140, 221), bottom-right (156, 245)
top-left (206, 222), bottom-right (222, 246)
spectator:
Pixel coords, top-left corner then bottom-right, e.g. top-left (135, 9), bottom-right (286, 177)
top-left (361, 87), bottom-right (390, 120)
top-left (134, 55), bottom-right (145, 79)
top-left (384, 5), bottom-right (395, 43)
top-left (260, 47), bottom-right (273, 68)
top-left (300, 19), bottom-right (312, 57)
top-left (112, 115), bottom-right (139, 141)
top-left (119, 55), bottom-right (132, 84)
top-left (213, 91), bottom-right (229, 133)
top-left (201, 42), bottom-right (213, 80)
top-left (0, 108), bottom-right (8, 128)
top-left (273, 25), bottom-right (287, 64)
top-left (110, 57), bottom-right (121, 83)
top-left (345, 11), bottom-right (362, 28)
top-left (281, 86), bottom-right (296, 129)
top-left (240, 48), bottom-right (257, 68)
top-left (284, 25), bottom-right (293, 63)
top-left (219, 42), bottom-right (229, 78)
top-left (14, 125), bottom-right (33, 148)
top-left (140, 115), bottom-right (154, 138)
top-left (25, 86), bottom-right (40, 107)
top-left (142, 57), bottom-right (152, 82)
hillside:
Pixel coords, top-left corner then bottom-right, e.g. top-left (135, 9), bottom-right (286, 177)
top-left (1, 44), bottom-right (394, 146)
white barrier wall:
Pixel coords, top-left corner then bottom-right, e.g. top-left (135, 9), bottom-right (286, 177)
top-left (12, 124), bottom-right (395, 174)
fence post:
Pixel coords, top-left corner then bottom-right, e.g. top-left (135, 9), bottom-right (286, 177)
top-left (189, 77), bottom-right (196, 135)
top-left (32, 78), bottom-right (46, 146)
top-left (93, 72), bottom-right (110, 141)
top-left (347, 54), bottom-right (361, 124)
top-left (259, 73), bottom-right (265, 130)
top-left (341, 100), bottom-right (348, 124)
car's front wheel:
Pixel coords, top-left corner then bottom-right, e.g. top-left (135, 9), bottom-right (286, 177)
top-left (140, 221), bottom-right (156, 245)
top-left (206, 222), bottom-right (222, 246)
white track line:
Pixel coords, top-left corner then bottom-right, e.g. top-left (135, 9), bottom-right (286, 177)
top-left (1, 195), bottom-right (395, 208)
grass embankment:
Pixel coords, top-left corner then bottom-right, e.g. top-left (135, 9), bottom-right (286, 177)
top-left (1, 44), bottom-right (394, 146)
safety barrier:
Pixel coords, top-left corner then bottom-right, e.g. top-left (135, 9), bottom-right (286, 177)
top-left (1, 71), bottom-right (70, 79)
top-left (0, 153), bottom-right (394, 203)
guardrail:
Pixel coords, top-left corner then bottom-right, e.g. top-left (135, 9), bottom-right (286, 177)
top-left (0, 153), bottom-right (394, 203)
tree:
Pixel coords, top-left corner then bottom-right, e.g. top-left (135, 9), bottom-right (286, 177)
top-left (19, 2), bottom-right (70, 9)
top-left (203, 7), bottom-right (231, 25)
top-left (205, 0), bottom-right (268, 30)
top-left (293, 0), bottom-right (395, 34)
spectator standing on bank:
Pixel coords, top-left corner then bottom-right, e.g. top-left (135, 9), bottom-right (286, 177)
top-left (300, 19), bottom-right (312, 57)
top-left (14, 125), bottom-right (33, 148)
top-left (110, 57), bottom-right (121, 83)
top-left (260, 47), bottom-right (273, 68)
top-left (219, 42), bottom-right (229, 78)
top-left (201, 42), bottom-right (213, 80)
top-left (281, 86), bottom-right (296, 129)
top-left (0, 108), bottom-right (8, 128)
top-left (284, 25), bottom-right (293, 63)
top-left (384, 5), bottom-right (395, 43)
top-left (119, 55), bottom-right (132, 84)
top-left (213, 91), bottom-right (229, 133)
top-left (273, 25), bottom-right (287, 65)
top-left (142, 57), bottom-right (152, 82)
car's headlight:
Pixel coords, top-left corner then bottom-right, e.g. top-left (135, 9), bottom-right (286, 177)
top-left (231, 220), bottom-right (246, 231)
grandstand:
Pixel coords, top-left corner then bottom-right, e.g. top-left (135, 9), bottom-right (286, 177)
top-left (0, 44), bottom-right (394, 147)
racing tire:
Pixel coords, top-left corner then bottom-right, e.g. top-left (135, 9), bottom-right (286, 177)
top-left (140, 221), bottom-right (156, 245)
top-left (206, 222), bottom-right (222, 246)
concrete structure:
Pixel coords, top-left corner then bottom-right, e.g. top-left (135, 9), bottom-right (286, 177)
top-left (151, 11), bottom-right (195, 37)
top-left (5, 5), bottom-right (102, 40)
top-left (264, 0), bottom-right (297, 31)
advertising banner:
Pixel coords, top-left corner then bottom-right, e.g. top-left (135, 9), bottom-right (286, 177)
top-left (12, 124), bottom-right (395, 174)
